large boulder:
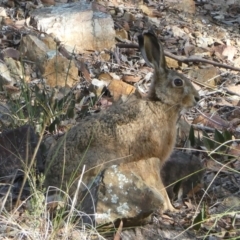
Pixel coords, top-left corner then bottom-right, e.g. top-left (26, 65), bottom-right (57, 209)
top-left (80, 157), bottom-right (171, 226)
top-left (29, 1), bottom-right (115, 53)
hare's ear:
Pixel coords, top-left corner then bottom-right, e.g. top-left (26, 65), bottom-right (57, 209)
top-left (138, 31), bottom-right (166, 72)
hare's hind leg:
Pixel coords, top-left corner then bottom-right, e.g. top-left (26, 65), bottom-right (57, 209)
top-left (126, 158), bottom-right (177, 212)
top-left (158, 177), bottom-right (177, 212)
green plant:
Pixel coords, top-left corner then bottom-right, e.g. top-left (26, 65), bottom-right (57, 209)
top-left (4, 81), bottom-right (76, 133)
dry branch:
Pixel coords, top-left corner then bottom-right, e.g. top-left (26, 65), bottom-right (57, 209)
top-left (116, 43), bottom-right (240, 72)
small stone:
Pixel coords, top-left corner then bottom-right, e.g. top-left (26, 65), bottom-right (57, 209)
top-left (0, 62), bottom-right (12, 87)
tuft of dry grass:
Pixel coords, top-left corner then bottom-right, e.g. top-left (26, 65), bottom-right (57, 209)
top-left (0, 183), bottom-right (106, 240)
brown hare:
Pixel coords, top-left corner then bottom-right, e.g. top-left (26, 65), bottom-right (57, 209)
top-left (45, 30), bottom-right (199, 211)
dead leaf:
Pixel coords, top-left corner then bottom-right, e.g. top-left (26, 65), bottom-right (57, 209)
top-left (228, 143), bottom-right (240, 158)
top-left (100, 52), bottom-right (110, 61)
top-left (212, 44), bottom-right (237, 61)
top-left (99, 72), bottom-right (113, 81)
top-left (116, 29), bottom-right (128, 41)
top-left (206, 159), bottom-right (230, 172)
top-left (188, 67), bottom-right (220, 87)
top-left (122, 75), bottom-right (141, 83)
top-left (226, 85), bottom-right (240, 95)
top-left (193, 114), bottom-right (230, 130)
top-left (99, 72), bottom-right (135, 100)
top-left (106, 80), bottom-right (135, 101)
top-left (121, 20), bottom-right (130, 31)
top-left (14, 20), bottom-right (25, 29)
top-left (184, 41), bottom-right (195, 57)
top-left (187, 183), bottom-right (203, 197)
top-left (2, 48), bottom-right (20, 60)
top-left (222, 45), bottom-right (237, 61)
top-left (78, 59), bottom-right (91, 82)
top-left (0, 7), bottom-right (7, 17)
top-left (3, 17), bottom-right (14, 25)
top-left (232, 158), bottom-right (240, 170)
top-left (227, 108), bottom-right (240, 121)
top-left (92, 2), bottom-right (107, 13)
top-left (168, 0), bottom-right (196, 14)
top-left (100, 98), bottom-right (112, 109)
top-left (139, 5), bottom-right (152, 16)
top-left (4, 0), bottom-right (14, 7)
top-left (171, 25), bottom-right (186, 38)
top-left (166, 56), bottom-right (180, 69)
top-left (41, 0), bottom-right (55, 5)
top-left (234, 56), bottom-right (240, 67)
top-left (3, 84), bottom-right (20, 94)
top-left (204, 4), bottom-right (213, 11)
top-left (184, 200), bottom-right (194, 209)
top-left (123, 12), bottom-right (135, 22)
top-left (59, 45), bottom-right (72, 59)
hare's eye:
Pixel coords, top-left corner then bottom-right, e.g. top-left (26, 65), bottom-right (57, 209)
top-left (173, 78), bottom-right (183, 87)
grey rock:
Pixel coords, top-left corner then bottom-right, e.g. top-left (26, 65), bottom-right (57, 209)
top-left (29, 1), bottom-right (115, 53)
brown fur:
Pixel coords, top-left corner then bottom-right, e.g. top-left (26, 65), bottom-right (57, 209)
top-left (45, 97), bottom-right (179, 186)
top-left (45, 31), bottom-right (199, 208)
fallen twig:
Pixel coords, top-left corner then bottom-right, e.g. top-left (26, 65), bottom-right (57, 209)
top-left (116, 43), bottom-right (240, 72)
top-left (192, 124), bottom-right (215, 132)
top-left (166, 51), bottom-right (240, 72)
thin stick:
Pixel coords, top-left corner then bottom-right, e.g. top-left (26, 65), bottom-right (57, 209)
top-left (116, 42), bottom-right (240, 72)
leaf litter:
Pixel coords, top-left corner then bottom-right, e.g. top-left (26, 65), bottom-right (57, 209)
top-left (0, 0), bottom-right (239, 239)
